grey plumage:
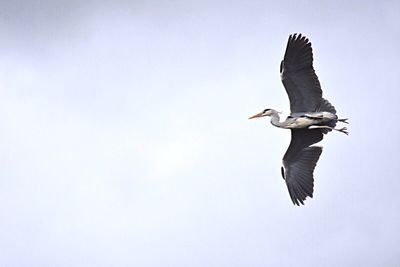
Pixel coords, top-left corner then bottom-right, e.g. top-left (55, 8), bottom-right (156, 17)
top-left (249, 33), bottom-right (348, 205)
top-left (282, 129), bottom-right (323, 205)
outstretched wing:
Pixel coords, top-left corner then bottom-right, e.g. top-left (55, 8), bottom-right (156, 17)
top-left (281, 129), bottom-right (324, 205)
top-left (280, 33), bottom-right (323, 114)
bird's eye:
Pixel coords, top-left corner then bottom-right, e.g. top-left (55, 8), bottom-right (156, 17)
top-left (263, 109), bottom-right (270, 113)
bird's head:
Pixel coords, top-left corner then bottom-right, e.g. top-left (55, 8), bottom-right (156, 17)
top-left (248, 108), bottom-right (278, 119)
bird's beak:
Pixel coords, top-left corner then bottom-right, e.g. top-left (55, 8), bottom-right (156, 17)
top-left (248, 112), bottom-right (265, 120)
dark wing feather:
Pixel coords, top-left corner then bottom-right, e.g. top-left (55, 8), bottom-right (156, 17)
top-left (281, 129), bottom-right (323, 205)
top-left (280, 34), bottom-right (323, 114)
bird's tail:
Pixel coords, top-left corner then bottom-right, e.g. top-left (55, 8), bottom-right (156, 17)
top-left (315, 98), bottom-right (337, 133)
top-left (316, 98), bottom-right (336, 114)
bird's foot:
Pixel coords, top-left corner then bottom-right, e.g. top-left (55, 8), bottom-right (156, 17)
top-left (338, 118), bottom-right (349, 124)
top-left (336, 127), bottom-right (349, 135)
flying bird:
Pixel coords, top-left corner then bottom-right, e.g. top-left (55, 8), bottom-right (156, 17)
top-left (249, 33), bottom-right (348, 205)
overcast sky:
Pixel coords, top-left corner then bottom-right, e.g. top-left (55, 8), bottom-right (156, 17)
top-left (1, 0), bottom-right (400, 266)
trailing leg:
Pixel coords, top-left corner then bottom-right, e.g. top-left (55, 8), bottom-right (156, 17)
top-left (308, 125), bottom-right (348, 135)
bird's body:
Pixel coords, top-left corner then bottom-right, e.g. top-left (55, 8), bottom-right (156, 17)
top-left (249, 34), bottom-right (348, 205)
top-left (267, 110), bottom-right (338, 129)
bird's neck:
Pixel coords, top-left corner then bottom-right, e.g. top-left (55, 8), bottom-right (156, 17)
top-left (270, 112), bottom-right (285, 128)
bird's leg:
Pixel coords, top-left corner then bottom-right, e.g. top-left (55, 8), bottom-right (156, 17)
top-left (308, 125), bottom-right (349, 135)
top-left (308, 125), bottom-right (332, 130)
top-left (337, 118), bottom-right (349, 124)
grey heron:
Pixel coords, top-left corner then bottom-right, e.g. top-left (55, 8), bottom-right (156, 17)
top-left (249, 33), bottom-right (348, 205)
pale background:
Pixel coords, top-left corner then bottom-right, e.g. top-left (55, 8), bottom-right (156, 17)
top-left (1, 0), bottom-right (399, 266)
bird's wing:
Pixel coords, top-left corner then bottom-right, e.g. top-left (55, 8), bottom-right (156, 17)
top-left (281, 129), bottom-right (323, 205)
top-left (280, 33), bottom-right (323, 114)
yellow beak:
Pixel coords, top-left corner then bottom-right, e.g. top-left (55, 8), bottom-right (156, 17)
top-left (248, 112), bottom-right (265, 120)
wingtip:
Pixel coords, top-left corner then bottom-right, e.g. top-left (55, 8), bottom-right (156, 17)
top-left (288, 33), bottom-right (311, 45)
top-left (291, 193), bottom-right (314, 206)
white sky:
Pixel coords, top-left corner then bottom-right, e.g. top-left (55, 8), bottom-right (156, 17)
top-left (1, 0), bottom-right (400, 266)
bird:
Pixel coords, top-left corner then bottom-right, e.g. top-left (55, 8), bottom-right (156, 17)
top-left (249, 33), bottom-right (348, 205)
